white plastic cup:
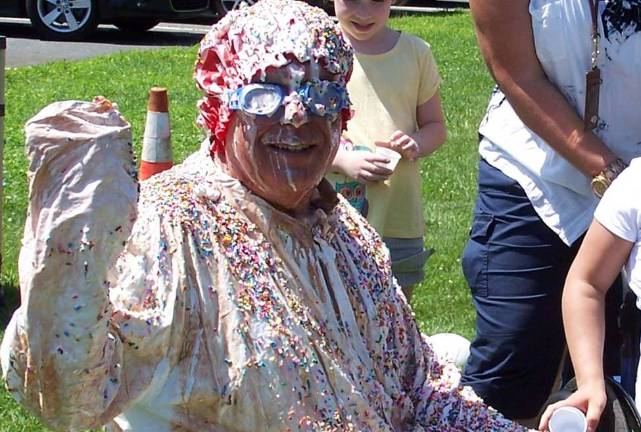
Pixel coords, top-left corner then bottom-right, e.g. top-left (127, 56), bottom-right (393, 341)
top-left (375, 146), bottom-right (402, 171)
top-left (549, 406), bottom-right (587, 432)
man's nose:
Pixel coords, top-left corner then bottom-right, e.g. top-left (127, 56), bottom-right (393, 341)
top-left (280, 93), bottom-right (310, 128)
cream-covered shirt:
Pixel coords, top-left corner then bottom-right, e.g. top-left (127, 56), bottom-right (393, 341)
top-left (1, 100), bottom-right (528, 432)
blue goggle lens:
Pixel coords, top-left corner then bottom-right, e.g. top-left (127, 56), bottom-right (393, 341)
top-left (302, 83), bottom-right (346, 116)
top-left (238, 84), bottom-right (284, 117)
top-left (227, 82), bottom-right (348, 118)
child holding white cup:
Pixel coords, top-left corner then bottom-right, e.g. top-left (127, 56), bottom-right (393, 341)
top-left (539, 158), bottom-right (641, 432)
top-left (327, 0), bottom-right (446, 300)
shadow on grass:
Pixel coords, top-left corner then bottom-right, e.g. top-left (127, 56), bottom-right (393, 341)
top-left (0, 281), bottom-right (19, 330)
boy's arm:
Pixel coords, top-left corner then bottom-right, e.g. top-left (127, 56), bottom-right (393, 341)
top-left (540, 221), bottom-right (632, 431)
top-left (379, 92), bottom-right (446, 161)
top-left (412, 90), bottom-right (447, 159)
top-left (330, 140), bottom-right (393, 183)
top-left (541, 169), bottom-right (638, 431)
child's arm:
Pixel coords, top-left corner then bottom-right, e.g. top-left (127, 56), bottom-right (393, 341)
top-left (376, 91), bottom-right (446, 161)
top-left (540, 167), bottom-right (638, 432)
top-left (331, 141), bottom-right (394, 183)
top-left (539, 220), bottom-right (632, 432)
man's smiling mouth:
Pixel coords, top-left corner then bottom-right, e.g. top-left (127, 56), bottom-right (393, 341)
top-left (266, 142), bottom-right (315, 151)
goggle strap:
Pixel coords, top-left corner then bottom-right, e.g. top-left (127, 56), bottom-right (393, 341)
top-left (226, 88), bottom-right (242, 111)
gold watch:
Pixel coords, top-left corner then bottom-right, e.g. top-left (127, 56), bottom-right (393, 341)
top-left (591, 158), bottom-right (628, 198)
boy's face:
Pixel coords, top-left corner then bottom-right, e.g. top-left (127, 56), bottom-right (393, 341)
top-left (334, 0), bottom-right (392, 43)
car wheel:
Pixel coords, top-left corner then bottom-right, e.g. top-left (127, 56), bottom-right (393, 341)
top-left (26, 0), bottom-right (99, 40)
top-left (214, 0), bottom-right (258, 17)
top-left (113, 17), bottom-right (160, 33)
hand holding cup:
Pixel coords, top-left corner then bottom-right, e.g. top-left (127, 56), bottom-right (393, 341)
top-left (549, 406), bottom-right (587, 432)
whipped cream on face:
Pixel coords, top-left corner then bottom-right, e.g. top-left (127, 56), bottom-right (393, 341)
top-left (263, 126), bottom-right (313, 150)
top-left (193, 0), bottom-right (353, 153)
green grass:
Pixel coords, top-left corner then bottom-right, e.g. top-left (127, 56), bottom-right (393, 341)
top-left (0, 11), bottom-right (493, 430)
top-left (396, 12), bottom-right (493, 337)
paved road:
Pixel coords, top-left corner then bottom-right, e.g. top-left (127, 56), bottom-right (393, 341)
top-left (0, 19), bottom-right (211, 67)
top-left (0, 3), bottom-right (465, 68)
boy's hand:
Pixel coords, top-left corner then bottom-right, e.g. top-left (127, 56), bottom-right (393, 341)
top-left (376, 130), bottom-right (420, 161)
top-left (339, 150), bottom-right (393, 183)
top-left (538, 382), bottom-right (606, 432)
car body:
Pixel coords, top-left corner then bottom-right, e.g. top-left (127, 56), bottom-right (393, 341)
top-left (0, 0), bottom-right (217, 40)
top-left (0, 0), bottom-right (330, 41)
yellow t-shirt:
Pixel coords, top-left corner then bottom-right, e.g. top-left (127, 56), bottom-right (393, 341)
top-left (330, 32), bottom-right (440, 238)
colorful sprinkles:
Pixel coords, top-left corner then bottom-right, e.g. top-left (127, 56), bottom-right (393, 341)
top-left (107, 152), bottom-right (531, 431)
top-left (5, 135), bottom-right (532, 430)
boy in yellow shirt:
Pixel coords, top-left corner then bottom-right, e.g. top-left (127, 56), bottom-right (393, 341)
top-left (329, 0), bottom-right (446, 300)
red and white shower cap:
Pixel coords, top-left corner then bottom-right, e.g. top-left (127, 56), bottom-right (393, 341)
top-left (194, 0), bottom-right (354, 154)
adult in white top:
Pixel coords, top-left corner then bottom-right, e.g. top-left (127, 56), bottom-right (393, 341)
top-left (0, 1), bottom-right (535, 431)
top-left (540, 157), bottom-right (641, 432)
top-left (462, 0), bottom-right (641, 423)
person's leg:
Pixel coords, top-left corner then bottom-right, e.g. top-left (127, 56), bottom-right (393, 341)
top-left (401, 284), bottom-right (415, 302)
top-left (459, 158), bottom-right (576, 420)
top-left (382, 237), bottom-right (432, 302)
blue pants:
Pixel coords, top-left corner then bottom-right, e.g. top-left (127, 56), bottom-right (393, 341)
top-left (382, 237), bottom-right (432, 289)
top-left (460, 159), bottom-right (621, 419)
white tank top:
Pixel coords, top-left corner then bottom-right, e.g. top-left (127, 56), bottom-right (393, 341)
top-left (478, 0), bottom-right (641, 245)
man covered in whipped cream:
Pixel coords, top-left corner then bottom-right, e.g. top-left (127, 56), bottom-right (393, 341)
top-left (0, 1), bottom-right (535, 430)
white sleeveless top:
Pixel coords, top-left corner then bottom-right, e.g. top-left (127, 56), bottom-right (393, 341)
top-left (478, 0), bottom-right (641, 245)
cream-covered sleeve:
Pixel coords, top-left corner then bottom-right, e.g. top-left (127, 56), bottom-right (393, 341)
top-left (0, 99), bottom-right (140, 430)
top-left (386, 294), bottom-right (536, 431)
top-left (332, 202), bottom-right (534, 431)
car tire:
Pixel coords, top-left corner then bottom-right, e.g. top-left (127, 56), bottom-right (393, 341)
top-left (214, 0), bottom-right (258, 17)
top-left (26, 0), bottom-right (99, 40)
top-left (113, 17), bottom-right (160, 33)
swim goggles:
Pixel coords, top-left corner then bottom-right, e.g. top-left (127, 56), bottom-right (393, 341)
top-left (224, 81), bottom-right (350, 118)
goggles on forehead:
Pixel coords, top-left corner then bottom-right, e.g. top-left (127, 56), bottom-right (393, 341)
top-left (225, 81), bottom-right (350, 118)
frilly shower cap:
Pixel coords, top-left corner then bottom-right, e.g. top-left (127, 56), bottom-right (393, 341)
top-left (194, 0), bottom-right (354, 154)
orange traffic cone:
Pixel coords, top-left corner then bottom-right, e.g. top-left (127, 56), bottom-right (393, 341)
top-left (139, 87), bottom-right (173, 180)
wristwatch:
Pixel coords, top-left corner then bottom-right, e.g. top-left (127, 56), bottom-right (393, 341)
top-left (591, 158), bottom-right (628, 198)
